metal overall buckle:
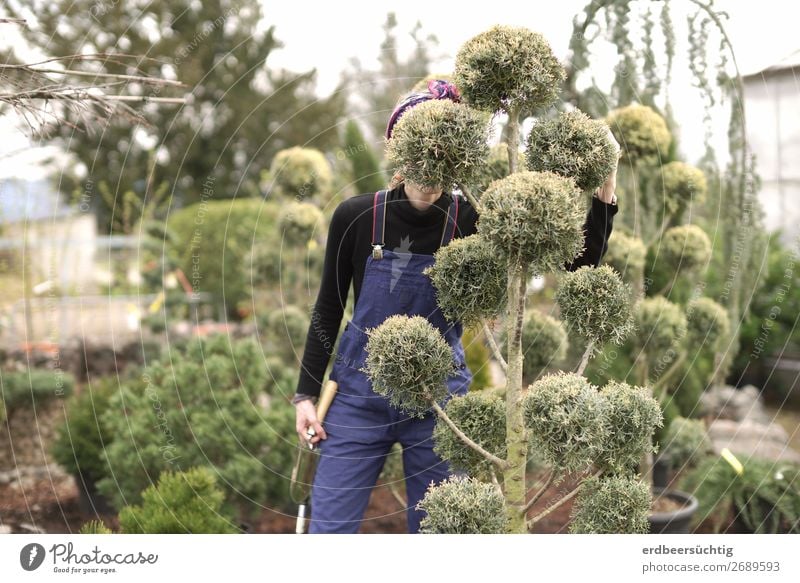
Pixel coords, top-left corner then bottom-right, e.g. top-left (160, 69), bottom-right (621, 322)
top-left (372, 244), bottom-right (384, 259)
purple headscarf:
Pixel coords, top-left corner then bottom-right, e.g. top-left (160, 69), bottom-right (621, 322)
top-left (385, 79), bottom-right (461, 140)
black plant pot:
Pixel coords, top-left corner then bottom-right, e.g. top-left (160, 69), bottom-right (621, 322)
top-left (652, 456), bottom-right (670, 489)
top-left (74, 472), bottom-right (114, 516)
top-left (648, 488), bottom-right (699, 534)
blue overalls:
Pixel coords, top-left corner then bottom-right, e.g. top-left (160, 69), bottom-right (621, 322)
top-left (309, 189), bottom-right (473, 534)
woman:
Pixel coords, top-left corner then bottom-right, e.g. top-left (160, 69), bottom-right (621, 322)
top-left (292, 80), bottom-right (620, 533)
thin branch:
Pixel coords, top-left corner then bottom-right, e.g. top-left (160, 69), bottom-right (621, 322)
top-left (388, 482), bottom-right (407, 509)
top-left (526, 469), bottom-right (602, 531)
top-left (2, 65), bottom-right (185, 87)
top-left (431, 400), bottom-right (509, 470)
top-left (522, 471), bottom-right (556, 514)
top-left (576, 339), bottom-right (596, 376)
top-left (482, 321), bottom-right (508, 372)
top-left (458, 183), bottom-right (482, 214)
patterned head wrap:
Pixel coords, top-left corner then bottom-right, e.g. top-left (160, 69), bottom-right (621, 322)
top-left (385, 79), bottom-right (461, 140)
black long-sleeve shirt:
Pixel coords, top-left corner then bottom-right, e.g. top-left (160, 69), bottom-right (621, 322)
top-left (294, 182), bottom-right (618, 399)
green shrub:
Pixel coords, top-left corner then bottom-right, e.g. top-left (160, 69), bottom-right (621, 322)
top-left (96, 334), bottom-right (296, 521)
top-left (362, 315), bottom-right (456, 417)
top-left (51, 376), bottom-right (117, 481)
top-left (78, 520), bottom-right (113, 534)
top-left (634, 296), bottom-right (687, 366)
top-left (555, 265), bottom-right (634, 347)
top-left (167, 198), bottom-right (280, 317)
top-left (265, 305), bottom-right (310, 362)
top-left (463, 326), bottom-right (493, 391)
top-left (277, 201), bottom-right (325, 246)
top-left (603, 231), bottom-right (647, 286)
top-left (605, 103), bottom-right (671, 164)
top-left (269, 146), bottom-right (333, 202)
top-left (659, 161), bottom-right (707, 218)
top-left (454, 24), bottom-right (565, 114)
top-left (658, 224), bottom-right (712, 275)
top-left (523, 372), bottom-right (607, 473)
top-left (478, 171), bottom-right (585, 272)
top-left (526, 110), bottom-right (618, 191)
top-left (417, 475), bottom-right (509, 533)
top-left (498, 309), bottom-right (568, 382)
top-left (433, 392), bottom-right (506, 480)
top-left (385, 99), bottom-right (491, 189)
top-left (660, 416), bottom-right (712, 469)
top-left (118, 467), bottom-right (238, 533)
top-left (686, 297), bottom-right (730, 350)
top-left (679, 456), bottom-right (800, 533)
top-left (469, 143), bottom-right (526, 196)
top-left (570, 475), bottom-right (651, 533)
top-left (0, 368), bottom-right (74, 414)
top-left (425, 234), bottom-right (508, 328)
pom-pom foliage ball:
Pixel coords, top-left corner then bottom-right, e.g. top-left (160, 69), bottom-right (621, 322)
top-left (554, 265), bottom-right (634, 346)
top-left (526, 110), bottom-right (619, 191)
top-left (454, 25), bottom-right (565, 115)
top-left (269, 146), bottom-right (333, 201)
top-left (605, 104), bottom-right (671, 164)
top-left (661, 416), bottom-right (713, 468)
top-left (659, 224), bottom-right (712, 274)
top-left (634, 296), bottom-right (687, 359)
top-left (523, 372), bottom-right (608, 473)
top-left (686, 297), bottom-right (729, 350)
top-left (569, 475), bottom-right (651, 534)
top-left (603, 231), bottom-right (647, 284)
top-left (498, 309), bottom-right (568, 381)
top-left (424, 234), bottom-right (508, 327)
top-left (660, 161), bottom-right (708, 217)
top-left (596, 381), bottom-right (663, 474)
top-left (478, 170), bottom-right (585, 271)
top-left (361, 315), bottom-right (456, 417)
top-left (278, 201), bottom-right (324, 246)
top-left (433, 393), bottom-right (506, 479)
top-left (385, 99), bottom-right (491, 189)
top-left (417, 474), bottom-right (510, 534)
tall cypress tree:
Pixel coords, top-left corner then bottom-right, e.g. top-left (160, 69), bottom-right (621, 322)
top-left (343, 120), bottom-right (385, 194)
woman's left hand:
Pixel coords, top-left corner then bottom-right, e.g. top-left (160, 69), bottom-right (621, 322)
top-left (596, 128), bottom-right (621, 204)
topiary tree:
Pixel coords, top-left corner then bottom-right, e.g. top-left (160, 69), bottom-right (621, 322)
top-left (361, 25), bottom-right (663, 533)
top-left (268, 146), bottom-right (333, 204)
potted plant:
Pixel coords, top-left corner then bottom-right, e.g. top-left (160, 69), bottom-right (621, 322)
top-left (360, 25), bottom-right (664, 533)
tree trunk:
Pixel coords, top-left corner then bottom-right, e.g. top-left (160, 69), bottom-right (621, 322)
top-left (503, 261), bottom-right (528, 532)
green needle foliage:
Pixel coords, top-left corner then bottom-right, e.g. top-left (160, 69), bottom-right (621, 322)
top-left (596, 381), bottom-right (663, 474)
top-left (118, 466), bottom-right (238, 534)
top-left (634, 296), bottom-right (688, 361)
top-left (686, 297), bottom-right (730, 350)
top-left (660, 417), bottom-right (713, 469)
top-left (498, 309), bottom-right (569, 382)
top-left (454, 24), bottom-right (565, 115)
top-left (658, 224), bottom-right (712, 275)
top-left (417, 475), bottom-right (509, 533)
top-left (362, 315), bottom-right (456, 417)
top-left (97, 334), bottom-right (296, 520)
top-left (433, 392), bottom-right (507, 480)
top-left (278, 201), bottom-right (325, 246)
top-left (526, 109), bottom-right (618, 191)
top-left (269, 147), bottom-right (333, 202)
top-left (606, 104), bottom-right (672, 164)
top-left (554, 265), bottom-right (634, 346)
top-left (660, 161), bottom-right (708, 218)
top-left (680, 456), bottom-right (800, 533)
top-left (385, 99), bottom-right (491, 189)
top-left (424, 234), bottom-right (508, 327)
top-left (478, 171), bottom-right (586, 272)
top-left (78, 520), bottom-right (113, 534)
top-left (523, 372), bottom-right (608, 473)
top-left (603, 231), bottom-right (647, 286)
top-left (569, 475), bottom-right (652, 534)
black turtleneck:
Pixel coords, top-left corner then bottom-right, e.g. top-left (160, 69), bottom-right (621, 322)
top-left (294, 183), bottom-right (618, 399)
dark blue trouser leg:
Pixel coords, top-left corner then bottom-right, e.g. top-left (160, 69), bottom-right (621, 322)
top-left (309, 402), bottom-right (394, 534)
top-left (396, 413), bottom-right (453, 534)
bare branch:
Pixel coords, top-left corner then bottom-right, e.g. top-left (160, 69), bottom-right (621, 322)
top-left (482, 321), bottom-right (508, 372)
top-left (431, 400), bottom-right (509, 470)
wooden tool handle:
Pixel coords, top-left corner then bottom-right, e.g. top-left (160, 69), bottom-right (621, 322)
top-left (316, 379), bottom-right (338, 423)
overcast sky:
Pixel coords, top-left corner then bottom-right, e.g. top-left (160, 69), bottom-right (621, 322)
top-left (1, 0), bottom-right (797, 180)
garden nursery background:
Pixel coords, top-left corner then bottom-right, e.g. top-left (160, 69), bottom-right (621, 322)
top-left (0, 0), bottom-right (799, 534)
